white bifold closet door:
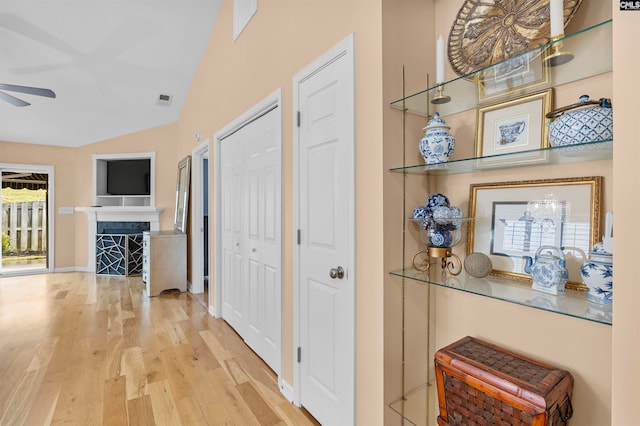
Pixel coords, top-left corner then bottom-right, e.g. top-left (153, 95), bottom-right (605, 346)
top-left (220, 106), bottom-right (281, 375)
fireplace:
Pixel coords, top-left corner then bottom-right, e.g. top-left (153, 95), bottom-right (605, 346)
top-left (95, 221), bottom-right (150, 276)
top-left (76, 206), bottom-right (163, 273)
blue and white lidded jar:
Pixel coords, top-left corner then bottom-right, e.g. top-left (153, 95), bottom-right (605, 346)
top-left (419, 112), bottom-right (456, 164)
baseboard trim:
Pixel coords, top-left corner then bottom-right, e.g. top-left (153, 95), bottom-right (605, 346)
top-left (278, 378), bottom-right (294, 403)
top-left (55, 266), bottom-right (89, 273)
top-left (208, 305), bottom-right (216, 317)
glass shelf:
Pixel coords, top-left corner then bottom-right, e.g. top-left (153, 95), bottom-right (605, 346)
top-left (389, 383), bottom-right (434, 426)
top-left (390, 139), bottom-right (612, 175)
top-left (390, 265), bottom-right (612, 326)
top-left (390, 19), bottom-right (612, 117)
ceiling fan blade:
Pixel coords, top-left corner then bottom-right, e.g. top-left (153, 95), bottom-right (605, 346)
top-left (0, 83), bottom-right (56, 98)
top-left (0, 91), bottom-right (30, 107)
top-left (0, 14), bottom-right (80, 57)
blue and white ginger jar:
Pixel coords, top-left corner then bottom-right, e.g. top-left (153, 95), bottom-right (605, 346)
top-left (581, 252), bottom-right (613, 305)
top-left (419, 112), bottom-right (456, 164)
top-left (547, 95), bottom-right (613, 147)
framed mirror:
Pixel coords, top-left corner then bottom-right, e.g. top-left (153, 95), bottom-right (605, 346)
top-left (174, 155), bottom-right (191, 233)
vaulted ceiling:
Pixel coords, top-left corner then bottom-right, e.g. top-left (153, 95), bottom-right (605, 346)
top-left (0, 0), bottom-right (222, 147)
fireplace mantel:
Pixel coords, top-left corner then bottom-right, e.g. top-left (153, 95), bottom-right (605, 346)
top-left (77, 206), bottom-right (164, 272)
top-left (76, 206), bottom-right (164, 222)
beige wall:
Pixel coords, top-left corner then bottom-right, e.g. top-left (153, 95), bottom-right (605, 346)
top-left (611, 5), bottom-right (640, 425)
top-left (382, 0), bottom-right (436, 423)
top-left (176, 0), bottom-right (385, 424)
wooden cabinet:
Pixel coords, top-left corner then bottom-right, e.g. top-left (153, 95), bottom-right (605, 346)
top-left (142, 231), bottom-right (187, 296)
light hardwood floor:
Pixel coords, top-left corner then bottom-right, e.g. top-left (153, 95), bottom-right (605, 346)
top-left (0, 272), bottom-right (320, 425)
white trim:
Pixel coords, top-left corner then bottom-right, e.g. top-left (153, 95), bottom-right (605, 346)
top-left (292, 33), bottom-right (356, 412)
top-left (0, 162), bottom-right (55, 275)
top-left (55, 266), bottom-right (86, 273)
top-left (191, 139), bottom-right (211, 296)
top-left (233, 0), bottom-right (258, 41)
top-left (208, 305), bottom-right (216, 317)
top-left (278, 378), bottom-right (295, 404)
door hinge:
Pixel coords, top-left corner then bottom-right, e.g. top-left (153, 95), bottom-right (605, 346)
top-left (297, 347), bottom-right (302, 363)
top-left (296, 111), bottom-right (301, 127)
top-left (297, 229), bottom-right (301, 245)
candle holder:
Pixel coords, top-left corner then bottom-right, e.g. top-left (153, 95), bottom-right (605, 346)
top-left (543, 35), bottom-right (574, 67)
top-left (431, 84), bottom-right (451, 104)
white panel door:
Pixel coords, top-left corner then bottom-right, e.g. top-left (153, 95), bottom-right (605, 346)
top-left (296, 35), bottom-right (355, 426)
top-left (220, 131), bottom-right (246, 335)
top-left (219, 105), bottom-right (282, 375)
top-left (243, 108), bottom-right (281, 374)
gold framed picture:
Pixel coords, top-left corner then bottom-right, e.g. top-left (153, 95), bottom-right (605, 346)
top-left (467, 176), bottom-right (602, 290)
top-left (475, 51), bottom-right (550, 104)
top-left (475, 89), bottom-right (553, 168)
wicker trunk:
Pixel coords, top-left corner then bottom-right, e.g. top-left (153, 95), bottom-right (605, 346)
top-left (434, 336), bottom-right (574, 426)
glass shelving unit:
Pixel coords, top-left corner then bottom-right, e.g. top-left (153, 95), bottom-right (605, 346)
top-left (391, 265), bottom-right (612, 325)
top-left (387, 18), bottom-right (613, 426)
top-left (391, 139), bottom-right (612, 175)
top-left (390, 19), bottom-right (612, 117)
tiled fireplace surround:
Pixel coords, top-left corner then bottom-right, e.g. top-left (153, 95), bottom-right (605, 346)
top-left (76, 207), bottom-right (163, 272)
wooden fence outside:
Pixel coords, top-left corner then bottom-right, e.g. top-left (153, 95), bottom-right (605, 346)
top-left (1, 201), bottom-right (47, 253)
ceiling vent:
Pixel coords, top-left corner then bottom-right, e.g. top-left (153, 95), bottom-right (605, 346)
top-left (157, 93), bottom-right (172, 107)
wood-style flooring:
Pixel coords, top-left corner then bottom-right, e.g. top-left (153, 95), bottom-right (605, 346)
top-left (0, 272), bottom-right (320, 425)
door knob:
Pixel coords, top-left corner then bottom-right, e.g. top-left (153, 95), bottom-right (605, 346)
top-left (329, 266), bottom-right (344, 279)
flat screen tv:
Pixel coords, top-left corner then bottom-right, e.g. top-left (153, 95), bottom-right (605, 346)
top-left (106, 159), bottom-right (150, 195)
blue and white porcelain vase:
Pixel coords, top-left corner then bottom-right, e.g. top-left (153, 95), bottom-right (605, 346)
top-left (547, 95), bottom-right (613, 147)
top-left (419, 112), bottom-right (456, 164)
top-left (581, 244), bottom-right (613, 305)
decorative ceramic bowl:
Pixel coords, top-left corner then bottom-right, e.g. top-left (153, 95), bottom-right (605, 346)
top-left (412, 217), bottom-right (473, 249)
top-left (547, 95), bottom-right (613, 147)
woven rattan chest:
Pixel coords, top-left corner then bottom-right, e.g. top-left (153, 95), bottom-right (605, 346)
top-left (434, 336), bottom-right (574, 426)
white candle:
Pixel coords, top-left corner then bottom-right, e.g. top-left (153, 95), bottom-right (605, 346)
top-left (436, 35), bottom-right (445, 84)
top-left (550, 0), bottom-right (564, 37)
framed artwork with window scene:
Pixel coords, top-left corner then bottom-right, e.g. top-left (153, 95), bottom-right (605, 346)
top-left (467, 176), bottom-right (602, 289)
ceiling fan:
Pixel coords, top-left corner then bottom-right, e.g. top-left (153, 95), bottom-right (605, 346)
top-left (0, 83), bottom-right (56, 107)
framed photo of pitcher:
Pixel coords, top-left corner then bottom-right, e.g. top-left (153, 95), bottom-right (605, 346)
top-left (475, 89), bottom-right (552, 168)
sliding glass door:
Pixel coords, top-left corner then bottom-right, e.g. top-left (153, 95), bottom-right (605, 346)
top-left (1, 165), bottom-right (53, 275)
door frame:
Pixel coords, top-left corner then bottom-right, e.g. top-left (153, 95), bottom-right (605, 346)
top-left (292, 33), bottom-right (356, 409)
top-left (191, 140), bottom-right (210, 298)
top-left (0, 162), bottom-right (55, 275)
